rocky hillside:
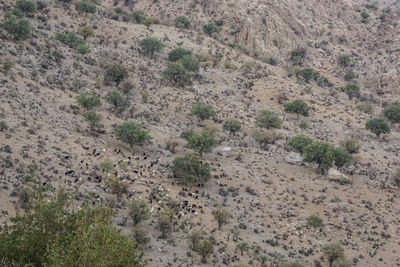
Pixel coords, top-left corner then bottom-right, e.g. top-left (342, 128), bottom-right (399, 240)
top-left (0, 0), bottom-right (400, 266)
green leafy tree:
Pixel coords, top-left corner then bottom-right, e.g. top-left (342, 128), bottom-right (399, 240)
top-left (139, 37), bottom-right (163, 58)
top-left (223, 119), bottom-right (241, 134)
top-left (366, 118), bottom-right (390, 138)
top-left (175, 16), bottom-right (191, 28)
top-left (198, 239), bottom-right (214, 263)
top-left (285, 99), bottom-right (309, 118)
top-left (188, 229), bottom-right (203, 252)
top-left (56, 32), bottom-right (84, 48)
top-left (296, 68), bottom-right (319, 83)
top-left (303, 141), bottom-right (335, 174)
top-left (344, 82), bottom-right (360, 99)
top-left (114, 121), bottom-right (152, 148)
top-left (286, 134), bottom-right (313, 154)
top-left (168, 47), bottom-right (192, 62)
top-left (213, 206), bottom-right (231, 230)
top-left (162, 63), bottom-right (192, 87)
top-left (75, 0), bottom-right (97, 14)
top-left (128, 199), bottom-right (150, 226)
top-left (322, 243), bottom-right (345, 267)
top-left (306, 214), bottom-right (323, 228)
top-left (172, 153), bottom-right (211, 184)
top-left (191, 101), bottom-right (216, 120)
top-left (179, 55), bottom-right (200, 73)
top-left (256, 109), bottom-right (282, 129)
top-left (76, 91), bottom-right (101, 110)
top-left (104, 64), bottom-right (128, 85)
top-left (0, 189), bottom-right (142, 266)
top-left (78, 26), bottom-right (94, 40)
top-left (203, 23), bottom-right (218, 36)
top-left (236, 241), bottom-right (249, 256)
top-left (382, 102), bottom-right (400, 125)
top-left (104, 90), bottom-right (130, 114)
top-left (15, 0), bottom-right (36, 16)
top-left (131, 10), bottom-right (146, 23)
top-left (1, 11), bottom-right (30, 40)
top-left (187, 130), bottom-right (218, 156)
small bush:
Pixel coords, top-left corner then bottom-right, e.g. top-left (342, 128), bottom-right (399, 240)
top-left (223, 119), bottom-right (241, 133)
top-left (84, 110), bottom-right (102, 131)
top-left (128, 199), bottom-right (150, 226)
top-left (99, 158), bottom-right (114, 173)
top-left (306, 214), bottom-right (323, 228)
top-left (131, 10), bottom-right (145, 23)
top-left (252, 130), bottom-right (282, 147)
top-left (131, 226), bottom-right (150, 247)
top-left (172, 153), bottom-right (211, 184)
top-left (187, 130), bottom-right (218, 156)
top-left (286, 134), bottom-right (313, 154)
top-left (344, 82), bottom-right (360, 99)
top-left (344, 70), bottom-right (355, 81)
top-left (139, 37), bottom-right (163, 58)
top-left (106, 176), bottom-right (129, 200)
top-left (213, 206), bottom-right (231, 230)
top-left (115, 121), bottom-right (152, 148)
top-left (303, 141), bottom-right (335, 174)
top-left (191, 101), bottom-right (215, 120)
top-left (76, 91), bottom-right (101, 110)
top-left (338, 54), bottom-right (351, 66)
top-left (104, 90), bottom-right (130, 114)
top-left (265, 57), bottom-right (278, 65)
top-left (114, 7), bottom-right (123, 14)
top-left (224, 61), bottom-right (237, 69)
top-left (198, 239), bottom-right (214, 263)
top-left (340, 139), bottom-right (360, 154)
top-left (0, 121), bottom-right (9, 131)
top-left (157, 209), bottom-right (175, 238)
top-left (2, 11), bottom-right (30, 40)
top-left (285, 99), bottom-right (309, 118)
top-left (333, 148), bottom-right (352, 168)
top-left (104, 64), bottom-right (128, 85)
top-left (291, 49), bottom-right (304, 64)
top-left (36, 0), bottom-right (47, 10)
top-left (203, 23), bottom-right (218, 36)
top-left (299, 121), bottom-right (308, 130)
top-left (75, 43), bottom-right (90, 55)
top-left (382, 102), bottom-right (400, 125)
top-left (168, 47), bottom-right (192, 62)
top-left (361, 11), bottom-right (370, 22)
top-left (357, 102), bottom-right (374, 115)
top-left (322, 243), bottom-right (345, 266)
top-left (162, 63), bottom-right (192, 87)
top-left (236, 241), bottom-right (249, 256)
top-left (175, 16), bottom-right (190, 28)
top-left (179, 55), bottom-right (199, 73)
top-left (77, 26), bottom-right (94, 40)
top-left (75, 0), bottom-right (96, 14)
top-left (56, 32), bottom-right (83, 48)
top-left (256, 109), bottom-right (282, 129)
top-left (15, 0), bottom-right (36, 16)
top-left (143, 17), bottom-right (153, 28)
top-left (296, 68), bottom-right (319, 83)
top-left (394, 170), bottom-right (400, 187)
top-left (366, 118), bottom-right (390, 137)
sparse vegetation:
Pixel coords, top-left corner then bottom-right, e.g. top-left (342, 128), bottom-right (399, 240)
top-left (291, 49), bottom-right (304, 64)
top-left (382, 102), bottom-right (400, 125)
top-left (191, 101), bottom-right (216, 120)
top-left (114, 121), bottom-right (153, 148)
top-left (256, 110), bottom-right (282, 129)
top-left (307, 214), bottom-right (323, 228)
top-left (75, 0), bottom-right (97, 14)
top-left (168, 48), bottom-right (192, 62)
top-left (340, 139), bottom-right (360, 154)
top-left (172, 153), bottom-right (211, 184)
top-left (104, 90), bottom-right (130, 114)
top-left (1, 11), bottom-right (31, 40)
top-left (203, 23), bottom-right (218, 36)
top-left (162, 63), bottom-right (192, 87)
top-left (128, 199), bottom-right (150, 226)
top-left (344, 70), bottom-right (355, 81)
top-left (76, 91), bottom-right (101, 110)
top-left (15, 0), bottom-right (36, 16)
top-left (139, 37), bottom-right (164, 58)
top-left (84, 110), bottom-right (102, 132)
top-left (77, 26), bottom-right (94, 40)
top-left (104, 64), bottom-right (128, 85)
top-left (131, 10), bottom-right (146, 23)
top-left (366, 118), bottom-right (390, 138)
top-left (344, 82), bottom-right (360, 99)
top-left (175, 16), bottom-right (191, 29)
top-left (56, 32), bottom-right (83, 48)
top-left (223, 119), bottom-right (241, 133)
top-left (338, 54), bottom-right (352, 66)
top-left (285, 99), bottom-right (309, 118)
top-left (213, 206), bottom-right (231, 230)
top-left (179, 55), bottom-right (200, 73)
top-left (286, 134), bottom-right (313, 154)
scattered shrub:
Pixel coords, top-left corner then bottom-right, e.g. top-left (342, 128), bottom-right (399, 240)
top-left (291, 49), bottom-right (304, 64)
top-left (75, 0), bottom-right (96, 14)
top-left (186, 130), bottom-right (218, 156)
top-left (333, 148), bottom-right (352, 168)
top-left (256, 109), bottom-right (282, 129)
top-left (75, 43), bottom-right (90, 55)
top-left (175, 16), bottom-right (191, 28)
top-left (84, 110), bottom-right (102, 131)
top-left (76, 91), bottom-right (101, 110)
top-left (1, 11), bottom-right (31, 40)
top-left (299, 121), bottom-right (309, 130)
top-left (344, 70), bottom-right (355, 81)
top-left (265, 57), bottom-right (278, 65)
top-left (77, 26), bottom-right (94, 40)
top-left (366, 118), bottom-right (390, 137)
top-left (382, 102), bottom-right (400, 125)
top-left (131, 10), bottom-right (145, 23)
top-left (106, 176), bottom-right (129, 200)
top-left (394, 170), bottom-right (400, 187)
top-left (223, 119), bottom-right (241, 133)
top-left (340, 139), bottom-right (360, 154)
top-left (15, 0), bottom-right (36, 16)
top-left (56, 32), bottom-right (83, 48)
top-left (104, 64), bottom-right (128, 85)
top-left (188, 229), bottom-right (203, 252)
top-left (191, 101), bottom-right (215, 120)
top-left (128, 200), bottom-right (150, 226)
top-left (168, 48), bottom-right (192, 62)
top-left (236, 241), bottom-right (249, 256)
top-left (252, 130), bottom-right (282, 147)
top-left (114, 7), bottom-right (123, 14)
top-left (307, 214), bottom-right (323, 228)
top-left (338, 54), bottom-right (351, 66)
top-left (203, 23), bottom-right (218, 36)
top-left (224, 61), bottom-right (237, 69)
top-left (157, 208), bottom-right (175, 238)
top-left (360, 11), bottom-right (370, 22)
top-left (179, 55), bottom-right (199, 73)
top-left (131, 226), bottom-right (150, 247)
top-left (115, 121), bottom-right (152, 148)
top-left (303, 141), bottom-right (335, 174)
top-left (296, 68), bottom-right (319, 83)
top-left (213, 206), bottom-right (231, 230)
top-left (172, 153), bottom-right (211, 184)
top-left (344, 82), bottom-right (360, 99)
top-left (99, 158), bottom-right (114, 173)
top-left (139, 37), bottom-right (163, 58)
top-left (0, 189), bottom-right (142, 266)
top-left (322, 243), bottom-right (345, 266)
top-left (143, 17), bottom-right (153, 28)
top-left (162, 63), bottom-right (192, 87)
top-left (286, 134), bottom-right (313, 154)
top-left (104, 90), bottom-right (130, 114)
top-left (285, 99), bottom-right (309, 118)
top-left (36, 0), bottom-right (48, 10)
top-left (0, 121), bottom-right (9, 131)
top-left (198, 239), bottom-right (214, 263)
top-left (357, 102), bottom-right (374, 115)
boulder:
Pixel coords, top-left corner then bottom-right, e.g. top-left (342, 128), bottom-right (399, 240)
top-left (285, 152), bottom-right (303, 164)
top-left (327, 168), bottom-right (351, 184)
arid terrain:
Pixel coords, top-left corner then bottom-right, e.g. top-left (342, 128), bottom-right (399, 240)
top-left (1, 0), bottom-right (400, 266)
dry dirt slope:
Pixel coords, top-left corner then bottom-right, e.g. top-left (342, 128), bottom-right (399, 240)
top-left (1, 0), bottom-right (400, 266)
